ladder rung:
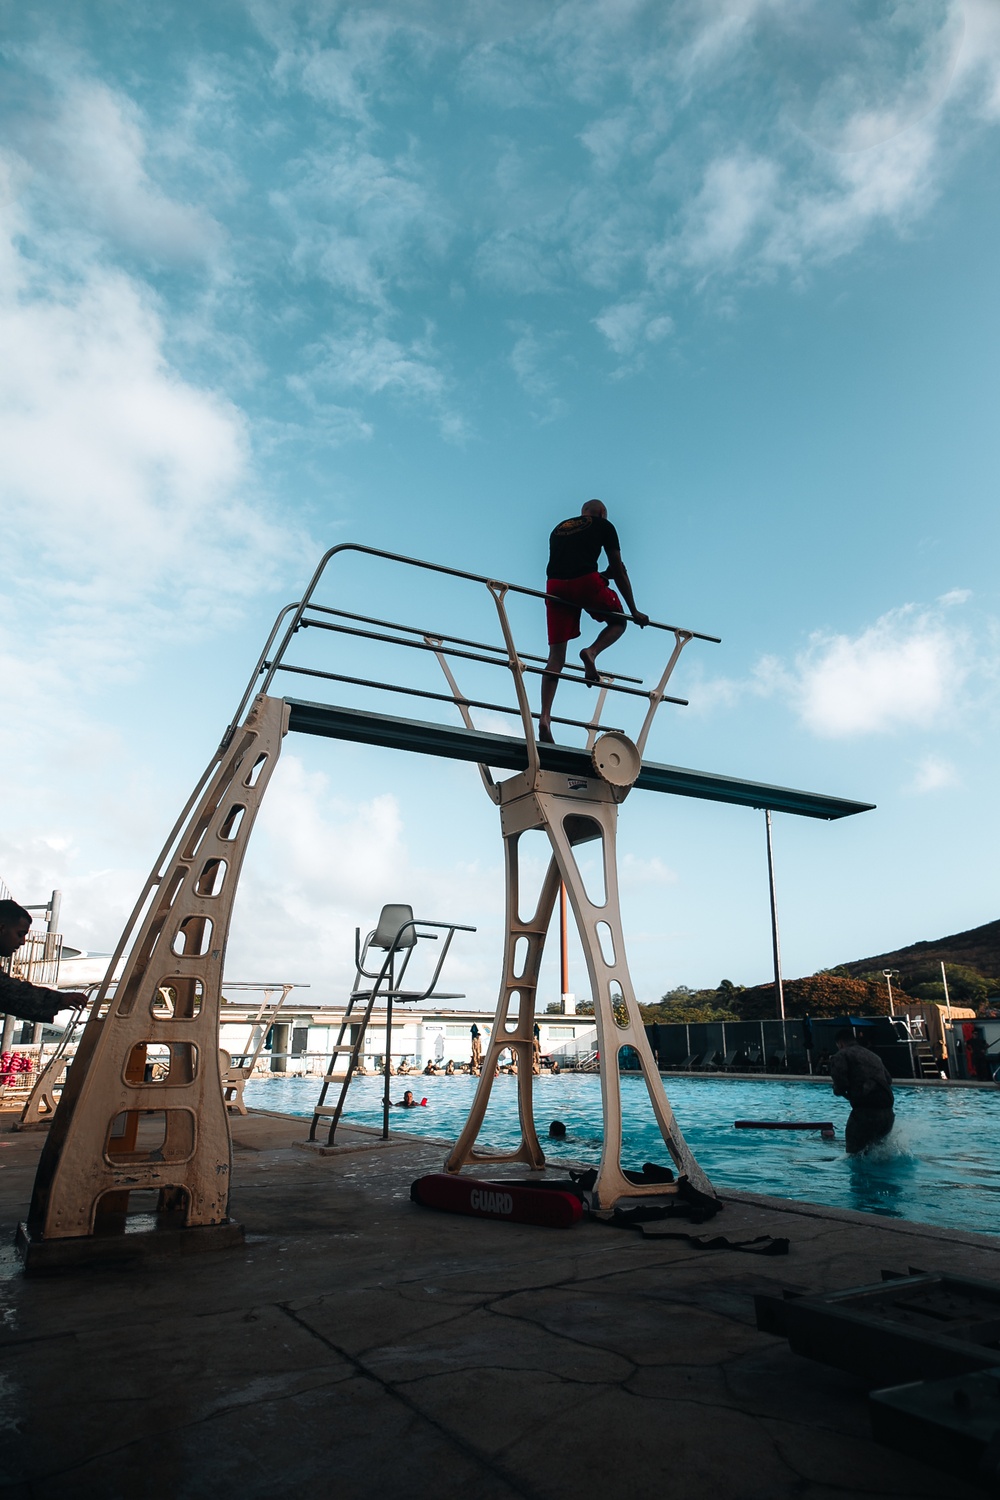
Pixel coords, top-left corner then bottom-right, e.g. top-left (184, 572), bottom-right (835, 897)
top-left (329, 1045), bottom-right (356, 1053)
top-left (312, 1105), bottom-right (340, 1115)
top-left (322, 1073), bottom-right (351, 1083)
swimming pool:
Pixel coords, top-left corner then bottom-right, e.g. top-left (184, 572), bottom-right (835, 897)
top-left (244, 1072), bottom-right (1000, 1237)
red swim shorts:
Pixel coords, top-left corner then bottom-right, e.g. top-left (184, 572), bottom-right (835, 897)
top-left (545, 573), bottom-right (623, 646)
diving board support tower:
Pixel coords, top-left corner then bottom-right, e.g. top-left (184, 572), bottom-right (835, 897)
top-left (16, 542), bottom-right (871, 1266)
top-left (440, 585), bottom-right (713, 1205)
top-left (18, 694), bottom-right (288, 1267)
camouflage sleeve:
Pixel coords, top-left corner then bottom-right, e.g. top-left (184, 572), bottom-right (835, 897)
top-left (0, 970), bottom-right (61, 1024)
top-left (828, 1051), bottom-right (849, 1098)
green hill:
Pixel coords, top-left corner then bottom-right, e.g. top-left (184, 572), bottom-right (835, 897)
top-left (837, 918), bottom-right (1000, 984)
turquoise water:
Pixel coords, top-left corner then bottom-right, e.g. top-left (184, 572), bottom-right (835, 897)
top-left (245, 1072), bottom-right (1000, 1237)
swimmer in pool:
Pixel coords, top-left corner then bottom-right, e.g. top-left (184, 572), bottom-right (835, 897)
top-left (830, 1029), bottom-right (895, 1154)
top-left (395, 1090), bottom-right (426, 1108)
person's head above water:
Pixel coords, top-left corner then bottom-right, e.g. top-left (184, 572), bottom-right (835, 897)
top-left (403, 1089), bottom-right (414, 1102)
top-left (834, 1028), bottom-right (856, 1048)
top-left (548, 1120), bottom-right (567, 1138)
top-left (581, 498), bottom-right (607, 520)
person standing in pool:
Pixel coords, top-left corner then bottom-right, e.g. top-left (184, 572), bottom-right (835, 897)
top-left (539, 500), bottom-right (649, 744)
top-left (830, 1029), bottom-right (895, 1155)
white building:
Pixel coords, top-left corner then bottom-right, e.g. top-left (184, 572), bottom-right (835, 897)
top-left (217, 1002), bottom-right (597, 1075)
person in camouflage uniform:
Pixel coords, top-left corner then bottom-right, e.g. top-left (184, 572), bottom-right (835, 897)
top-left (830, 1027), bottom-right (895, 1155)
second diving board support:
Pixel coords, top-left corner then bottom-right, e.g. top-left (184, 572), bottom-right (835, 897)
top-left (435, 580), bottom-right (719, 1209)
top-left (443, 756), bottom-right (716, 1205)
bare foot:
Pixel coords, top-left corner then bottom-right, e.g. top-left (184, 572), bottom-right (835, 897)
top-left (579, 648), bottom-right (600, 686)
top-left (538, 722), bottom-right (555, 744)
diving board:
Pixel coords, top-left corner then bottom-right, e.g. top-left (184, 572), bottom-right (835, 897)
top-left (285, 697), bottom-right (873, 821)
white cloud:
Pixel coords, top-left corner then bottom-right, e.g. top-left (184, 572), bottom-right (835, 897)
top-left (300, 324), bottom-right (465, 439)
top-left (0, 142), bottom-right (303, 908)
top-left (958, 0), bottom-right (1000, 121)
top-left (229, 756), bottom-right (499, 1001)
top-left (277, 142), bottom-right (448, 309)
top-left (680, 152), bottom-right (781, 268)
top-left (0, 241), bottom-right (286, 645)
top-left (693, 596), bottom-right (986, 738)
top-left (593, 298), bottom-right (673, 356)
top-left (906, 755), bottom-right (958, 794)
top-left (12, 77), bottom-right (222, 266)
top-left (786, 605), bottom-right (968, 738)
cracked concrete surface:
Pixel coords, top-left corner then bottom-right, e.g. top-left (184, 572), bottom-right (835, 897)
top-left (0, 1107), bottom-right (996, 1499)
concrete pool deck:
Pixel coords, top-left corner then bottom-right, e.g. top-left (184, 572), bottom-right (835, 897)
top-left (1, 1106), bottom-right (997, 1499)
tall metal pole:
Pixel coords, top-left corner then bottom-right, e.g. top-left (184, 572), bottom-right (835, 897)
top-left (940, 960), bottom-right (952, 1019)
top-left (765, 811), bottom-right (786, 1023)
top-left (559, 881), bottom-right (569, 1011)
top-left (883, 968), bottom-right (897, 1019)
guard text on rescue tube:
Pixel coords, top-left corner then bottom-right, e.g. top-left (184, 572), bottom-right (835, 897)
top-left (469, 1188), bottom-right (513, 1215)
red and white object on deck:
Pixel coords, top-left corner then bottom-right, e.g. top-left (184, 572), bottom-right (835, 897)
top-left (410, 1174), bottom-right (583, 1228)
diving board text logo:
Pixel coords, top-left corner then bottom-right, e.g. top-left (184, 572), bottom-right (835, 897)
top-left (469, 1188), bottom-right (513, 1216)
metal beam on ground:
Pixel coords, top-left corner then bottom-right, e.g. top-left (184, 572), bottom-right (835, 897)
top-left (284, 698), bottom-right (874, 821)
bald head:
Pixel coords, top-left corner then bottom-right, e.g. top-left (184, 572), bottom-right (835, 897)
top-left (581, 498), bottom-right (606, 520)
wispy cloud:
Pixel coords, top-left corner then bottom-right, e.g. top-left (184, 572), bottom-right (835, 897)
top-left (906, 755), bottom-right (958, 795)
top-left (276, 142), bottom-right (449, 309)
top-left (593, 298), bottom-right (673, 361)
top-left (507, 322), bottom-right (566, 422)
top-left (299, 322), bottom-right (465, 440)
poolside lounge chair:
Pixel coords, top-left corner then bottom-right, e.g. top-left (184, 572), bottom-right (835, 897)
top-left (767, 1050), bottom-right (786, 1072)
top-left (696, 1048), bottom-right (720, 1070)
top-left (717, 1048), bottom-right (739, 1071)
top-left (678, 1052), bottom-right (699, 1071)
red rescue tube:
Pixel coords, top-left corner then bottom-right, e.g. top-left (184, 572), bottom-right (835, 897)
top-left (734, 1120), bottom-right (834, 1132)
top-left (411, 1174), bottom-right (583, 1228)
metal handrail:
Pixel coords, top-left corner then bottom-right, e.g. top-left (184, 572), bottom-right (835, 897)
top-left (302, 603), bottom-right (645, 684)
top-left (270, 662), bottom-right (624, 734)
top-left (288, 617), bottom-right (685, 704)
top-left (224, 543), bottom-right (721, 744)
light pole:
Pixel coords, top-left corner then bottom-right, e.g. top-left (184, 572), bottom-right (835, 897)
top-left (765, 811), bottom-right (786, 1022)
top-left (882, 968), bottom-right (899, 1019)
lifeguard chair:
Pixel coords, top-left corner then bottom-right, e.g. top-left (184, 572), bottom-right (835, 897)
top-left (306, 903), bottom-right (474, 1147)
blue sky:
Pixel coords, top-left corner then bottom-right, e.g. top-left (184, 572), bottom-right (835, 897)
top-left (2, 0), bottom-right (998, 1008)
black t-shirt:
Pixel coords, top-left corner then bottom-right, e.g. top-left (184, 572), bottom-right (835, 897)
top-left (547, 516), bottom-right (621, 580)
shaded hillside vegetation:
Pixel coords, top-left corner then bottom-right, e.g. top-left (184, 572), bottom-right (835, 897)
top-left (837, 917), bottom-right (1000, 987)
top-left (641, 918), bottom-right (1000, 1023)
top-left (733, 974), bottom-right (889, 1021)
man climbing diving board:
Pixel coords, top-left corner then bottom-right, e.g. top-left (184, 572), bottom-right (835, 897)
top-left (539, 498), bottom-right (649, 744)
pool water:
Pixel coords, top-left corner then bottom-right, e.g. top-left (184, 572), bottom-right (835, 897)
top-left (244, 1072), bottom-right (1000, 1237)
